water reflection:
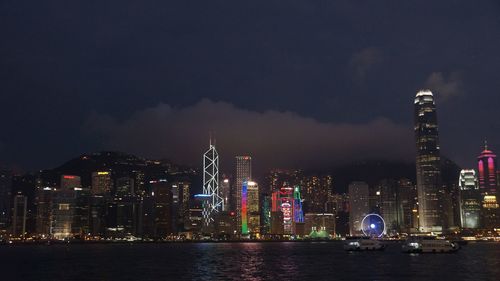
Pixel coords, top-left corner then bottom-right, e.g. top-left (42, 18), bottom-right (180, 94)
top-left (0, 242), bottom-right (498, 281)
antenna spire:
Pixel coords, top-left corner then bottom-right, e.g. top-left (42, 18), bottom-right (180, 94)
top-left (209, 131), bottom-right (216, 147)
top-left (484, 139), bottom-right (488, 151)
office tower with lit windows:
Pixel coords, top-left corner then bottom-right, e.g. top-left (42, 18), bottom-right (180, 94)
top-left (398, 178), bottom-right (418, 233)
top-left (0, 170), bottom-right (13, 230)
top-left (458, 169), bottom-right (481, 229)
top-left (116, 177), bottom-right (134, 196)
top-left (348, 181), bottom-right (369, 236)
top-left (12, 194), bottom-right (27, 238)
top-left (35, 186), bottom-right (53, 236)
top-left (261, 194), bottom-right (272, 234)
top-left (302, 175), bottom-right (333, 213)
top-left (60, 175), bottom-right (81, 190)
top-left (376, 179), bottom-right (401, 235)
top-left (92, 171), bottom-right (112, 195)
top-left (150, 180), bottom-right (173, 237)
top-left (478, 144), bottom-right (499, 228)
top-left (52, 175), bottom-right (81, 239)
top-left (220, 177), bottom-right (230, 211)
top-left (414, 90), bottom-right (443, 232)
top-left (246, 181), bottom-right (260, 235)
top-left (235, 156), bottom-right (252, 232)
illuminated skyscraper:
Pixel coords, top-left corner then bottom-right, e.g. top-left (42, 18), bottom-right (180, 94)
top-left (12, 194), bottom-right (27, 238)
top-left (0, 170), bottom-right (13, 230)
top-left (220, 177), bottom-right (230, 211)
top-left (246, 181), bottom-right (260, 235)
top-left (151, 180), bottom-right (173, 237)
top-left (241, 181), bottom-right (249, 235)
top-left (398, 178), bottom-right (418, 233)
top-left (348, 181), bottom-right (369, 236)
top-left (52, 175), bottom-right (81, 239)
top-left (202, 140), bottom-right (223, 228)
top-left (477, 143), bottom-right (499, 228)
top-left (376, 179), bottom-right (400, 235)
top-left (458, 169), bottom-right (481, 229)
top-left (61, 175), bottom-right (81, 190)
top-left (414, 90), bottom-right (443, 232)
top-left (91, 171), bottom-right (112, 195)
top-left (235, 156), bottom-right (252, 231)
top-left (478, 142), bottom-right (498, 195)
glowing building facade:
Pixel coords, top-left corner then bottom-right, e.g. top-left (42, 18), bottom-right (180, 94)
top-left (202, 141), bottom-right (223, 228)
top-left (235, 156), bottom-right (252, 232)
top-left (478, 144), bottom-right (499, 228)
top-left (220, 177), bottom-right (230, 211)
top-left (269, 185), bottom-right (304, 235)
top-left (414, 90), bottom-right (443, 232)
top-left (241, 181), bottom-right (248, 235)
top-left (91, 171), bottom-right (112, 195)
top-left (458, 169), bottom-right (481, 229)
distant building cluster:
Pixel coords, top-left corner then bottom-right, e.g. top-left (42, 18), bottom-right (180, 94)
top-left (0, 91), bottom-right (499, 242)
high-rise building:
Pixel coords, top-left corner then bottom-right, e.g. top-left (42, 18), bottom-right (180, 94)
top-left (458, 169), bottom-right (481, 229)
top-left (478, 142), bottom-right (498, 195)
top-left (270, 191), bottom-right (284, 235)
top-left (414, 90), bottom-right (443, 232)
top-left (60, 175), bottom-right (82, 190)
top-left (35, 186), bottom-right (53, 236)
top-left (235, 156), bottom-right (252, 232)
top-left (12, 194), bottom-right (27, 238)
top-left (150, 180), bottom-right (173, 237)
top-left (478, 143), bottom-right (499, 229)
top-left (0, 170), bottom-right (13, 231)
top-left (220, 177), bottom-right (230, 211)
top-left (91, 171), bottom-right (112, 195)
top-left (246, 181), bottom-right (260, 235)
top-left (115, 177), bottom-right (134, 196)
top-left (376, 179), bottom-right (400, 235)
top-left (51, 189), bottom-right (77, 239)
top-left (202, 141), bottom-right (223, 229)
top-left (261, 194), bottom-right (272, 235)
top-left (348, 181), bottom-right (369, 236)
top-left (398, 179), bottom-right (418, 233)
top-left (302, 175), bottom-right (332, 213)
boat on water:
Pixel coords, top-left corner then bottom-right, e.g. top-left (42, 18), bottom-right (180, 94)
top-left (344, 238), bottom-right (386, 251)
top-left (402, 237), bottom-right (459, 253)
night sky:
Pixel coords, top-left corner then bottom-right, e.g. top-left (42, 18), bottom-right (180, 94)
top-left (1, 1), bottom-right (500, 173)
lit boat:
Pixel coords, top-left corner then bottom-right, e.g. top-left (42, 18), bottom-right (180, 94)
top-left (344, 238), bottom-right (385, 251)
top-left (402, 238), bottom-right (459, 253)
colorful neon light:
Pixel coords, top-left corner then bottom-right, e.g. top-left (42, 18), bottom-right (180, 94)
top-left (293, 186), bottom-right (304, 223)
top-left (241, 181), bottom-right (248, 235)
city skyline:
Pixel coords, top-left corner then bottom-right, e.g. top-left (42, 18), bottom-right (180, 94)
top-left (1, 2), bottom-right (500, 280)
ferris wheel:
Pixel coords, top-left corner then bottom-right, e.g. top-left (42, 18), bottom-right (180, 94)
top-left (361, 213), bottom-right (386, 238)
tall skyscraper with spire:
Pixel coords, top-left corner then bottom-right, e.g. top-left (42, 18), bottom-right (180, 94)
top-left (414, 90), bottom-right (443, 232)
top-left (202, 138), bottom-right (224, 229)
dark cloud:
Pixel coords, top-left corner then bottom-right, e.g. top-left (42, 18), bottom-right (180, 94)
top-left (1, 1), bottom-right (500, 171)
top-left (349, 48), bottom-right (383, 81)
top-left (84, 99), bottom-right (414, 173)
top-left (425, 71), bottom-right (464, 102)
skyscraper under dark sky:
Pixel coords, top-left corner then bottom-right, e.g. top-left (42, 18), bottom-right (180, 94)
top-left (414, 90), bottom-right (442, 232)
top-left (235, 156), bottom-right (252, 232)
top-left (477, 143), bottom-right (500, 228)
